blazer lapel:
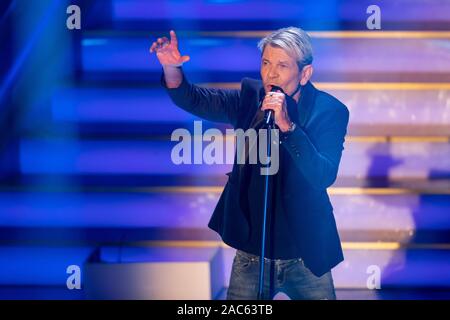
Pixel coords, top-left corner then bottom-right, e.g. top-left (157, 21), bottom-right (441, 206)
top-left (296, 81), bottom-right (317, 128)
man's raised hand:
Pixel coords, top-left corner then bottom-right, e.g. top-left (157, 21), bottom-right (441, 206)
top-left (150, 30), bottom-right (190, 67)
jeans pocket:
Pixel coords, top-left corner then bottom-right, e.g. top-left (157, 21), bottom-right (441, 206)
top-left (233, 251), bottom-right (255, 272)
top-left (283, 258), bottom-right (304, 273)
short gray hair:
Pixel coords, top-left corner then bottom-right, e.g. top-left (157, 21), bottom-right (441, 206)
top-left (257, 27), bottom-right (313, 69)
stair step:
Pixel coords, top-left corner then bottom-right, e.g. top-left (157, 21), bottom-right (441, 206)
top-left (81, 35), bottom-right (450, 82)
top-left (2, 227), bottom-right (450, 247)
top-left (51, 86), bottom-right (450, 133)
top-left (0, 190), bottom-right (449, 242)
top-left (335, 248), bottom-right (450, 288)
top-left (84, 246), bottom-right (224, 299)
top-left (0, 246), bottom-right (94, 286)
top-left (19, 138), bottom-right (450, 178)
top-left (0, 227), bottom-right (221, 245)
top-left (108, 0), bottom-right (450, 30)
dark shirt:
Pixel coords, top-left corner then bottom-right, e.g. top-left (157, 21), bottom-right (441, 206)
top-left (239, 103), bottom-right (301, 259)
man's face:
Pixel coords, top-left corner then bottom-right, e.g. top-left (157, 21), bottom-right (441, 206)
top-left (260, 44), bottom-right (302, 96)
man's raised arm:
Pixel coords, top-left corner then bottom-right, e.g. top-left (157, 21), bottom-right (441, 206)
top-left (150, 30), bottom-right (241, 126)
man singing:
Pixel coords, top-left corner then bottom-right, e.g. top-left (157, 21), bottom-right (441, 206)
top-left (150, 27), bottom-right (349, 300)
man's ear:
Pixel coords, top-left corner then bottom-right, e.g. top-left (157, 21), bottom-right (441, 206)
top-left (300, 65), bottom-right (313, 86)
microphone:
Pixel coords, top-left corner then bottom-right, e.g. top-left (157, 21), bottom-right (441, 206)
top-left (264, 85), bottom-right (284, 125)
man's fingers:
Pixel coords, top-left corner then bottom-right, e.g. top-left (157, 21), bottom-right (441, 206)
top-left (265, 98), bottom-right (284, 104)
top-left (170, 30), bottom-right (178, 47)
top-left (261, 103), bottom-right (279, 110)
top-left (150, 42), bottom-right (157, 53)
top-left (263, 104), bottom-right (281, 110)
top-left (157, 37), bottom-right (169, 44)
top-left (261, 106), bottom-right (277, 113)
top-left (262, 98), bottom-right (284, 111)
top-left (265, 93), bottom-right (284, 99)
top-left (150, 31), bottom-right (185, 66)
top-left (150, 39), bottom-right (163, 53)
top-left (160, 37), bottom-right (170, 50)
top-left (150, 36), bottom-right (170, 53)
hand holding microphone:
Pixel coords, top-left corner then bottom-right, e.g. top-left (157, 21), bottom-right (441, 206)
top-left (261, 85), bottom-right (293, 132)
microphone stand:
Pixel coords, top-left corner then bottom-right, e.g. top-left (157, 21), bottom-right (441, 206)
top-left (257, 111), bottom-right (274, 300)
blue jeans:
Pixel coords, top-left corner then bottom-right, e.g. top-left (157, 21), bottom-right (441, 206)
top-left (227, 250), bottom-right (336, 300)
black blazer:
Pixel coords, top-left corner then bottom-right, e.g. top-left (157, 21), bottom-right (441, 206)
top-left (163, 70), bottom-right (350, 277)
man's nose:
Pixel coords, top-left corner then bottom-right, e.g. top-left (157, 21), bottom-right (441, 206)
top-left (268, 71), bottom-right (278, 79)
top-left (267, 67), bottom-right (278, 79)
